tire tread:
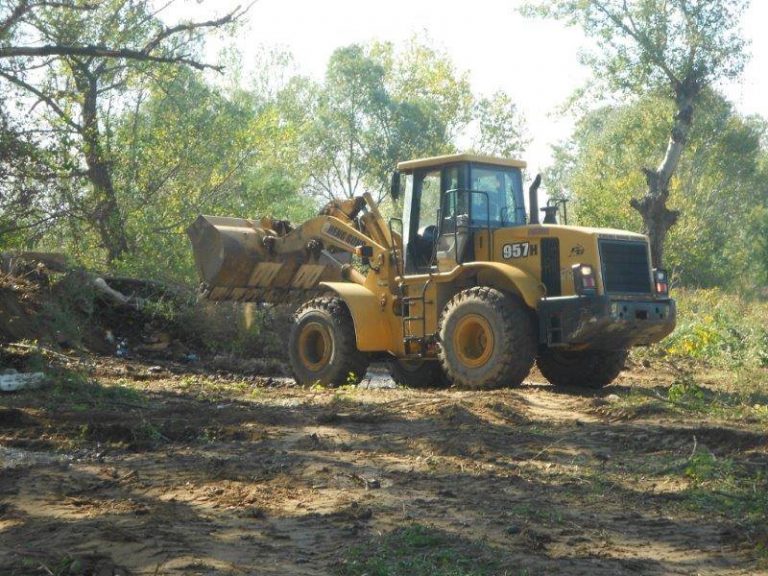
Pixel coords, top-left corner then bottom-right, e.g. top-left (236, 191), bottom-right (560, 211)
top-left (438, 287), bottom-right (536, 389)
top-left (289, 296), bottom-right (369, 386)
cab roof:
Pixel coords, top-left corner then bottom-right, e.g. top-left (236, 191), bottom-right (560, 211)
top-left (396, 153), bottom-right (527, 173)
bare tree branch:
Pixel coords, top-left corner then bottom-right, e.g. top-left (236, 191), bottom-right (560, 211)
top-left (0, 68), bottom-right (80, 130)
top-left (0, 1), bottom-right (96, 38)
top-left (0, 45), bottom-right (217, 71)
top-left (592, 0), bottom-right (682, 89)
top-left (142, 3), bottom-right (252, 53)
top-left (0, 2), bottom-right (253, 72)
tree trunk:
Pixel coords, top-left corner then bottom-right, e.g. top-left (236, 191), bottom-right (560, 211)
top-left (80, 74), bottom-right (130, 264)
top-left (630, 171), bottom-right (679, 267)
top-left (630, 92), bottom-right (695, 268)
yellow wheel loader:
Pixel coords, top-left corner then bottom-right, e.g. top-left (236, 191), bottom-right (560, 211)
top-left (188, 153), bottom-right (676, 389)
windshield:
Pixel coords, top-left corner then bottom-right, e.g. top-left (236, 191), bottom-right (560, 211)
top-left (469, 165), bottom-right (524, 227)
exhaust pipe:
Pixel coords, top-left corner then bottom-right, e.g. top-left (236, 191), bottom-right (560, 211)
top-left (529, 174), bottom-right (542, 225)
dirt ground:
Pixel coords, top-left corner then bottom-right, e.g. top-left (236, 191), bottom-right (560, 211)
top-left (1, 356), bottom-right (766, 576)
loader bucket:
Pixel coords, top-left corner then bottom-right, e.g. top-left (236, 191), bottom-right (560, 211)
top-left (187, 215), bottom-right (268, 288)
top-left (187, 214), bottom-right (345, 303)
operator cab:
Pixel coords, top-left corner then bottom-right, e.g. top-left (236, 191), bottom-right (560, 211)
top-left (395, 153), bottom-right (527, 274)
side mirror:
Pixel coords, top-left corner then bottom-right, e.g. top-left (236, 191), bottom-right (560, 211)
top-left (390, 170), bottom-right (401, 200)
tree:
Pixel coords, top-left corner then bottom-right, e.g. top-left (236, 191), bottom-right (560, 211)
top-left (300, 45), bottom-right (391, 202)
top-left (471, 91), bottom-right (529, 158)
top-left (0, 1), bottom-right (244, 68)
top-left (104, 69), bottom-right (313, 281)
top-left (0, 0), bottom-right (245, 263)
top-left (0, 107), bottom-right (56, 245)
top-left (552, 91), bottom-right (768, 288)
top-left (289, 39), bottom-right (475, 205)
top-left (523, 0), bottom-right (750, 266)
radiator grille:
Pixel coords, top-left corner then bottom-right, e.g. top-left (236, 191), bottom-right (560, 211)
top-left (599, 240), bottom-right (652, 294)
top-left (540, 238), bottom-right (561, 296)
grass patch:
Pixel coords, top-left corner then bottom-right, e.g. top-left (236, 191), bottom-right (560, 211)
top-left (337, 524), bottom-right (505, 576)
top-left (599, 365), bottom-right (768, 424)
top-left (683, 451), bottom-right (768, 519)
top-left (1, 342), bottom-right (145, 410)
top-left (46, 367), bottom-right (145, 410)
top-left (663, 368), bottom-right (768, 423)
top-left (640, 288), bottom-right (768, 369)
top-left (506, 503), bottom-right (565, 526)
top-left (681, 449), bottom-right (768, 556)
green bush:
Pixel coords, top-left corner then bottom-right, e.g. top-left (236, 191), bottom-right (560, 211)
top-left (651, 288), bottom-right (768, 368)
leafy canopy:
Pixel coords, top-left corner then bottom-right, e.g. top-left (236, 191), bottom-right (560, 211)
top-left (522, 0), bottom-right (749, 98)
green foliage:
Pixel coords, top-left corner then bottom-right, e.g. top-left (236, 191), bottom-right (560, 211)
top-left (667, 370), bottom-right (707, 409)
top-left (48, 368), bottom-right (144, 410)
top-left (1, 0), bottom-right (243, 264)
top-left (0, 110), bottom-right (56, 246)
top-left (1, 8), bottom-right (534, 279)
top-left (552, 92), bottom-right (768, 288)
top-left (471, 91), bottom-right (530, 158)
top-left (292, 38), bottom-right (475, 205)
top-left (167, 301), bottom-right (292, 360)
top-left (521, 0), bottom-right (749, 98)
top-left (685, 450), bottom-right (727, 484)
top-left (683, 451), bottom-right (768, 538)
top-left (338, 524), bottom-right (503, 576)
top-left (280, 36), bottom-right (526, 210)
top-left (105, 69), bottom-right (314, 282)
top-left (526, 0), bottom-right (754, 269)
top-left (23, 554), bottom-right (86, 576)
top-left (656, 289), bottom-right (768, 367)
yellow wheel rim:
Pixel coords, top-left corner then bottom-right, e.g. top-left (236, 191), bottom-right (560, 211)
top-left (452, 314), bottom-right (494, 368)
top-left (298, 322), bottom-right (332, 371)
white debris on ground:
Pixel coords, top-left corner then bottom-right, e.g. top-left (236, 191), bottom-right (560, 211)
top-left (0, 445), bottom-right (70, 469)
top-left (357, 366), bottom-right (397, 389)
top-left (0, 369), bottom-right (45, 392)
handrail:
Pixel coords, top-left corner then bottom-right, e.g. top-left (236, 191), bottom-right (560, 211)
top-left (388, 217), bottom-right (403, 276)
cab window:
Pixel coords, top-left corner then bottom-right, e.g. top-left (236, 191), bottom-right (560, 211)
top-left (469, 166), bottom-right (524, 227)
top-left (417, 170), bottom-right (441, 232)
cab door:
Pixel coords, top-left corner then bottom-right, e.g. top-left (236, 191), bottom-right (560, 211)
top-left (435, 164), bottom-right (473, 269)
top-left (403, 168), bottom-right (441, 273)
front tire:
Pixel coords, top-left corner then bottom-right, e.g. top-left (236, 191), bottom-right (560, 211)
top-left (387, 358), bottom-right (450, 388)
top-left (537, 349), bottom-right (628, 389)
top-left (438, 287), bottom-right (536, 389)
top-left (289, 296), bottom-right (369, 386)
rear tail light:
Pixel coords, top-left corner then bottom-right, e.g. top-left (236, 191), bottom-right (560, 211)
top-left (572, 264), bottom-right (597, 296)
top-left (653, 269), bottom-right (669, 296)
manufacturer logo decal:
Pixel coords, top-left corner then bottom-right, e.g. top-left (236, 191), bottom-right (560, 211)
top-left (322, 222), bottom-right (365, 249)
top-left (569, 244), bottom-right (585, 257)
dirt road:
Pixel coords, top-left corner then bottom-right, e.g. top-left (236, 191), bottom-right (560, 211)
top-left (0, 358), bottom-right (766, 575)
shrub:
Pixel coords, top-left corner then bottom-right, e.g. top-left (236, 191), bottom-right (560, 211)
top-left (648, 288), bottom-right (768, 368)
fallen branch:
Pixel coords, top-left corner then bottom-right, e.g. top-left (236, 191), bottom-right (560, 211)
top-left (636, 387), bottom-right (700, 411)
top-left (526, 437), bottom-right (566, 464)
top-left (6, 342), bottom-right (73, 362)
top-left (92, 277), bottom-right (145, 309)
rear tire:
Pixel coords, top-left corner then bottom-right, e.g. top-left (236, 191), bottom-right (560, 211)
top-left (387, 358), bottom-right (450, 388)
top-left (537, 349), bottom-right (628, 389)
top-left (438, 287), bottom-right (536, 389)
top-left (289, 296), bottom-right (369, 386)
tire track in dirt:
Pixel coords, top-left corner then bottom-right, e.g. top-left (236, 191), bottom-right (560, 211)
top-left (0, 364), bottom-right (764, 575)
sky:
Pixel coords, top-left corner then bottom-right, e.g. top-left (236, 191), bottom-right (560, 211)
top-left (167, 0), bottom-right (768, 179)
